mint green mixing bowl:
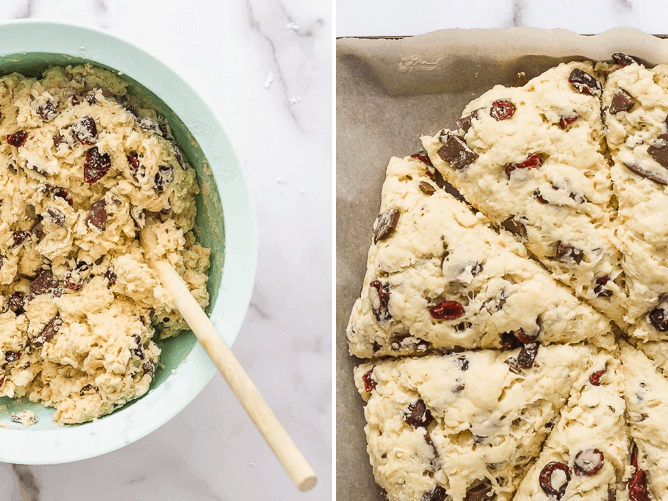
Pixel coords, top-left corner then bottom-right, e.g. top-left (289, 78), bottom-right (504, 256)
top-left (0, 20), bottom-right (257, 463)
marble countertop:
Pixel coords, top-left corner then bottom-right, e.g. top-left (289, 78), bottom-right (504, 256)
top-left (0, 0), bottom-right (331, 500)
top-left (337, 0), bottom-right (668, 36)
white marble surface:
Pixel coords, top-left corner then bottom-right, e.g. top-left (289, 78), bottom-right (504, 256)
top-left (337, 0), bottom-right (668, 36)
top-left (0, 0), bottom-right (332, 500)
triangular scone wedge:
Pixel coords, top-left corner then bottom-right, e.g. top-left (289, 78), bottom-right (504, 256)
top-left (620, 344), bottom-right (668, 500)
top-left (421, 61), bottom-right (628, 327)
top-left (346, 156), bottom-right (613, 358)
top-left (602, 57), bottom-right (668, 341)
top-left (354, 344), bottom-right (599, 501)
top-left (513, 352), bottom-right (631, 500)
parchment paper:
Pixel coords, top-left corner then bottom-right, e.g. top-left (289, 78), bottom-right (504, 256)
top-left (336, 28), bottom-right (668, 501)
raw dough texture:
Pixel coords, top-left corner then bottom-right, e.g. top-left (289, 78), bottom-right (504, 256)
top-left (0, 65), bottom-right (211, 424)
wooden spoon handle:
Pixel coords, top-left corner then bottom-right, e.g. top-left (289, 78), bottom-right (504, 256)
top-left (154, 260), bottom-right (317, 492)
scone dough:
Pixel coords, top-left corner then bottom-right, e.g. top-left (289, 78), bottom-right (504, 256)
top-left (346, 156), bottom-right (613, 358)
top-left (0, 65), bottom-right (211, 424)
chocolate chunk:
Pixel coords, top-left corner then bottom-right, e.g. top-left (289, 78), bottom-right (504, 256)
top-left (4, 351), bottom-right (21, 364)
top-left (421, 486), bottom-right (446, 501)
top-left (648, 303), bottom-right (668, 332)
top-left (88, 199), bottom-right (107, 230)
top-left (612, 53), bottom-right (640, 68)
top-left (70, 95), bottom-right (80, 106)
top-left (648, 133), bottom-right (668, 168)
top-left (79, 384), bottom-right (98, 396)
top-left (373, 209), bottom-right (400, 244)
top-left (500, 332), bottom-right (523, 350)
top-left (142, 360), bottom-right (155, 378)
top-left (30, 269), bottom-right (59, 296)
top-left (405, 399), bottom-right (433, 428)
top-left (594, 276), bottom-right (613, 297)
top-left (624, 161), bottom-right (668, 185)
top-left (534, 190), bottom-right (549, 204)
top-left (539, 461), bottom-right (571, 500)
top-left (556, 241), bottom-right (584, 264)
top-left (32, 315), bottom-right (63, 347)
top-left (437, 135), bottom-right (478, 170)
top-left (456, 110), bottom-right (479, 133)
top-left (505, 154), bottom-right (543, 177)
top-left (429, 300), bottom-right (464, 320)
top-left (517, 342), bottom-right (539, 368)
top-left (490, 100), bottom-right (516, 121)
top-left (456, 355), bottom-right (469, 372)
top-left (501, 215), bottom-right (527, 239)
top-left (419, 181), bottom-right (436, 196)
top-left (127, 151), bottom-right (145, 180)
top-left (568, 68), bottom-right (602, 97)
top-left (83, 146), bottom-right (111, 184)
top-left (154, 165), bottom-right (174, 192)
top-left (609, 89), bottom-right (635, 114)
top-left (171, 143), bottom-right (188, 170)
top-left (72, 116), bottom-right (98, 145)
top-left (36, 101), bottom-right (58, 121)
top-left (7, 293), bottom-right (25, 315)
top-left (104, 267), bottom-right (117, 286)
top-left (513, 71), bottom-right (528, 87)
top-left (7, 130), bottom-right (27, 147)
top-left (46, 207), bottom-right (66, 227)
top-left (139, 117), bottom-right (162, 135)
top-left (464, 480), bottom-right (493, 501)
top-left (85, 92), bottom-right (98, 105)
top-left (132, 334), bottom-right (145, 360)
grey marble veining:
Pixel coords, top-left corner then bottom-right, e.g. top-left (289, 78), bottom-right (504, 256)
top-left (0, 0), bottom-right (331, 500)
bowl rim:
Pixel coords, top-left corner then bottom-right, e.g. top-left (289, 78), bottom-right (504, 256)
top-left (0, 19), bottom-right (258, 464)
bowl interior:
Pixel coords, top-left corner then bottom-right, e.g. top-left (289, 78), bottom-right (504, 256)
top-left (0, 53), bottom-right (225, 428)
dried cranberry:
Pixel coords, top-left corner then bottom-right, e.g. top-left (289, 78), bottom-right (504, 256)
top-left (631, 442), bottom-right (639, 470)
top-left (4, 351), bottom-right (20, 364)
top-left (649, 304), bottom-right (668, 331)
top-left (456, 355), bottom-right (469, 371)
top-left (362, 367), bottom-right (377, 393)
top-left (505, 154), bottom-right (543, 177)
top-left (421, 486), bottom-right (446, 501)
top-left (568, 68), bottom-right (602, 97)
top-left (127, 151), bottom-right (144, 180)
top-left (85, 92), bottom-right (98, 105)
top-left (437, 135), bottom-right (478, 170)
top-left (83, 147), bottom-right (111, 184)
top-left (369, 280), bottom-right (391, 323)
top-left (609, 89), bottom-right (635, 114)
top-left (490, 100), bottom-right (516, 121)
top-left (10, 230), bottom-right (30, 249)
top-left (70, 95), bottom-right (80, 106)
top-left (539, 461), bottom-right (571, 500)
top-left (456, 110), bottom-right (479, 133)
top-left (72, 116), bottom-right (98, 145)
top-left (36, 101), bottom-right (58, 121)
top-left (405, 399), bottom-right (433, 428)
top-left (516, 327), bottom-right (540, 343)
top-left (501, 216), bottom-right (527, 238)
top-left (373, 209), bottom-right (400, 244)
top-left (559, 115), bottom-right (579, 129)
top-left (154, 164), bottom-right (174, 192)
top-left (88, 199), bottom-right (107, 230)
top-left (53, 187), bottom-right (74, 206)
top-left (53, 134), bottom-right (67, 149)
top-left (629, 470), bottom-right (650, 501)
top-left (612, 53), bottom-right (640, 68)
top-left (556, 241), bottom-right (584, 264)
top-left (7, 130), bottom-right (27, 147)
top-left (574, 449), bottom-right (604, 476)
top-left (534, 190), bottom-right (549, 204)
top-left (410, 152), bottom-right (433, 167)
top-left (429, 300), bottom-right (464, 320)
top-left (594, 276), bottom-right (613, 297)
top-left (589, 367), bottom-right (607, 386)
top-left (30, 269), bottom-right (59, 296)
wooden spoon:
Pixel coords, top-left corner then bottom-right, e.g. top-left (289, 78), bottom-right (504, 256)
top-left (142, 224), bottom-right (317, 492)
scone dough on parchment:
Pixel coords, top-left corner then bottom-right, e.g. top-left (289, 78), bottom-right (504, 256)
top-left (0, 65), bottom-right (211, 424)
top-left (513, 353), bottom-right (631, 500)
top-left (346, 156), bottom-right (613, 359)
top-left (354, 344), bottom-right (599, 501)
top-left (421, 61), bottom-right (629, 328)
